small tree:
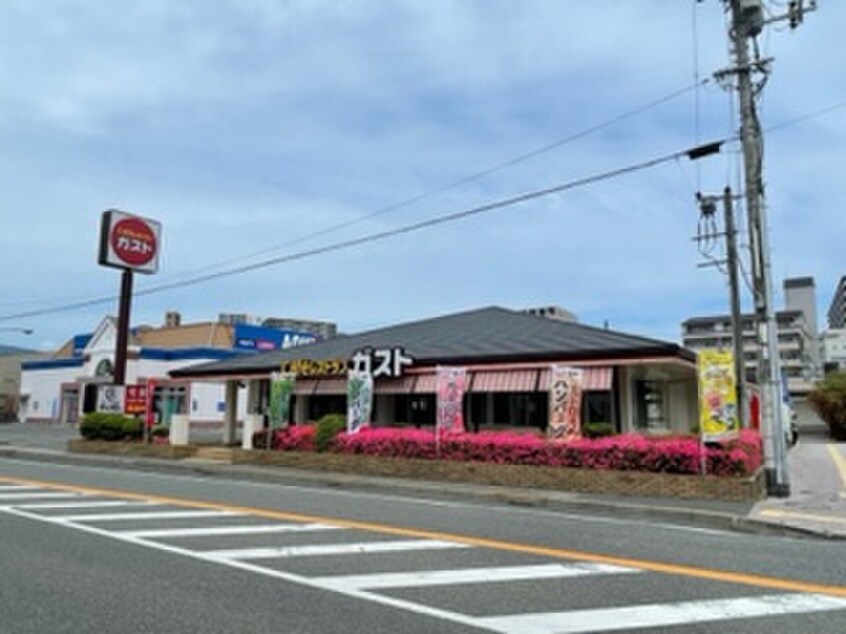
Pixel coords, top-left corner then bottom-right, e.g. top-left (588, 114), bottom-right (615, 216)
top-left (807, 372), bottom-right (846, 441)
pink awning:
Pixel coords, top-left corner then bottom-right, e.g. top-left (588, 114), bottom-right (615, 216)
top-left (375, 376), bottom-right (417, 394)
top-left (312, 378), bottom-right (347, 395)
top-left (292, 379), bottom-right (318, 396)
top-left (537, 366), bottom-right (613, 391)
top-left (470, 369), bottom-right (538, 393)
top-left (412, 374), bottom-right (437, 393)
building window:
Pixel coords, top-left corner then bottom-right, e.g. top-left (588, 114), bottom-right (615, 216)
top-left (583, 391), bottom-right (613, 430)
top-left (635, 380), bottom-right (667, 431)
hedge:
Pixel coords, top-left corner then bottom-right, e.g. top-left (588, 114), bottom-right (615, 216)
top-left (79, 412), bottom-right (143, 441)
top-left (262, 425), bottom-right (761, 477)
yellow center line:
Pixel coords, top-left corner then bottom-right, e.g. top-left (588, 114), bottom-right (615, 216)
top-left (3, 475), bottom-right (846, 599)
top-left (826, 445), bottom-right (846, 490)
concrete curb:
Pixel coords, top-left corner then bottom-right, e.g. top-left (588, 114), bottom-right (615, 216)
top-left (0, 444), bottom-right (836, 540)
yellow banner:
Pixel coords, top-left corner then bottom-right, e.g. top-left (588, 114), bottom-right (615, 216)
top-left (697, 349), bottom-right (739, 441)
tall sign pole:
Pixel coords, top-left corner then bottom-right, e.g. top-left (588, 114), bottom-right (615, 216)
top-left (98, 210), bottom-right (163, 388)
top-left (719, 0), bottom-right (815, 496)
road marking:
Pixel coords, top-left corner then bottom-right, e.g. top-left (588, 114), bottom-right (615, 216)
top-left (758, 507), bottom-right (846, 526)
top-left (313, 563), bottom-right (638, 591)
top-left (117, 523), bottom-right (342, 539)
top-left (0, 491), bottom-right (80, 500)
top-left (2, 475), bottom-right (846, 599)
top-left (13, 500), bottom-right (153, 510)
top-left (0, 485), bottom-right (42, 491)
top-left (827, 445), bottom-right (846, 490)
top-left (476, 594), bottom-right (846, 633)
top-left (203, 539), bottom-right (470, 561)
top-left (53, 510), bottom-right (239, 522)
top-left (0, 505), bottom-right (488, 632)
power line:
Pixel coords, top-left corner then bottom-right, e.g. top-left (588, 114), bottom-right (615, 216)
top-left (107, 81), bottom-right (712, 286)
top-left (0, 139), bottom-right (726, 323)
top-left (0, 81), bottom-right (709, 314)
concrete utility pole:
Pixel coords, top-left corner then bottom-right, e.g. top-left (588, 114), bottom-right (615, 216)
top-left (722, 187), bottom-right (748, 430)
top-left (718, 0), bottom-right (815, 497)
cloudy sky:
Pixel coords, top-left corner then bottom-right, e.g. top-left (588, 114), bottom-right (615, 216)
top-left (1, 1), bottom-right (843, 351)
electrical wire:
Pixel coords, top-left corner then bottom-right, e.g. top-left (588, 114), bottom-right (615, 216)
top-left (96, 82), bottom-right (713, 288)
top-left (0, 139), bottom-right (728, 323)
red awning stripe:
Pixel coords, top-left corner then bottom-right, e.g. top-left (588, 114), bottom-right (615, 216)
top-left (375, 376), bottom-right (417, 395)
top-left (537, 366), bottom-right (613, 391)
top-left (312, 378), bottom-right (347, 395)
top-left (292, 379), bottom-right (318, 395)
top-left (470, 369), bottom-right (538, 393)
top-left (412, 374), bottom-right (437, 394)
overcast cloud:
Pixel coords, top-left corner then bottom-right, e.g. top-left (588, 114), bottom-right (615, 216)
top-left (1, 1), bottom-right (844, 351)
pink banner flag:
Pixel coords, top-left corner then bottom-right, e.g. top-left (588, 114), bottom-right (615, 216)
top-left (548, 365), bottom-right (584, 442)
top-left (436, 366), bottom-right (466, 436)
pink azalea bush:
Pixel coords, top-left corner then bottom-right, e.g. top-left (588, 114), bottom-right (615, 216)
top-left (257, 425), bottom-right (316, 452)
top-left (329, 427), bottom-right (762, 477)
top-left (262, 424), bottom-right (762, 477)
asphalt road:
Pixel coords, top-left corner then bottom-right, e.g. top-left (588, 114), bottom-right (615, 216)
top-left (1, 453), bottom-right (845, 633)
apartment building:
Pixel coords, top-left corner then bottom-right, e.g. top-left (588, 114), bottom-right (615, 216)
top-left (681, 277), bottom-right (820, 396)
top-left (826, 276), bottom-right (846, 329)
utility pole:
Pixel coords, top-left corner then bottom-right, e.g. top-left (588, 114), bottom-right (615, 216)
top-left (718, 0), bottom-right (815, 497)
top-left (694, 187), bottom-right (746, 429)
top-left (723, 187), bottom-right (748, 430)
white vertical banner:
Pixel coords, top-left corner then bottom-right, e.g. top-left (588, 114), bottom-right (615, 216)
top-left (436, 366), bottom-right (467, 437)
top-left (547, 365), bottom-right (584, 442)
top-left (347, 371), bottom-right (373, 434)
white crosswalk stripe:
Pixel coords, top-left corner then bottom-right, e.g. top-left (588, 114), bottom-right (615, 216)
top-left (476, 593), bottom-right (846, 633)
top-left (0, 491), bottom-right (80, 500)
top-left (53, 509), bottom-right (240, 522)
top-left (117, 523), bottom-right (342, 539)
top-left (14, 500), bottom-right (153, 510)
top-left (203, 539), bottom-right (471, 561)
top-left (1, 484), bottom-right (845, 632)
top-left (312, 562), bottom-right (639, 591)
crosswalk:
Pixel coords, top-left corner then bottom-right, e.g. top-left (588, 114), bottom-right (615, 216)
top-left (1, 482), bottom-right (845, 633)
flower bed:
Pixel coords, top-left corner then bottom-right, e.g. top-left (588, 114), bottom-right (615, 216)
top-left (266, 426), bottom-right (761, 477)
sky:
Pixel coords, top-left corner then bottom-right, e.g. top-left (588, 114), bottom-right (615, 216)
top-left (0, 1), bottom-right (844, 352)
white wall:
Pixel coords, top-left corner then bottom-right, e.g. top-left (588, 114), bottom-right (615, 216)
top-left (21, 354), bottom-right (248, 425)
top-left (20, 365), bottom-right (78, 422)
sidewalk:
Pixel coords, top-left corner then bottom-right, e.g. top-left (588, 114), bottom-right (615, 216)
top-left (748, 430), bottom-right (846, 539)
top-left (1, 423), bottom-right (844, 539)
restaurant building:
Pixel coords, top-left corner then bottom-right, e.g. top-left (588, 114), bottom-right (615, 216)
top-left (171, 306), bottom-right (699, 440)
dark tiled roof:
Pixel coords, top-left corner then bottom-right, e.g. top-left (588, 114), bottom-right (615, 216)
top-left (172, 306), bottom-right (691, 378)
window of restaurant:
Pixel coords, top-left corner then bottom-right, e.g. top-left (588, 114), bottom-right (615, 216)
top-left (152, 385), bottom-right (188, 425)
top-left (308, 395), bottom-right (346, 422)
top-left (583, 391), bottom-right (613, 428)
top-left (634, 380), bottom-right (667, 431)
top-left (491, 392), bottom-right (546, 430)
top-left (392, 394), bottom-right (435, 427)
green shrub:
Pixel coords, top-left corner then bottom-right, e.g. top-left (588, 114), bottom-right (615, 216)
top-left (582, 422), bottom-right (616, 439)
top-left (151, 424), bottom-right (170, 438)
top-left (79, 412), bottom-right (140, 441)
top-left (314, 413), bottom-right (347, 452)
top-left (808, 372), bottom-right (846, 440)
top-left (122, 418), bottom-right (143, 440)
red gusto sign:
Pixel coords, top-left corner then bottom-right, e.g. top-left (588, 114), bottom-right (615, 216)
top-left (99, 210), bottom-right (162, 274)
